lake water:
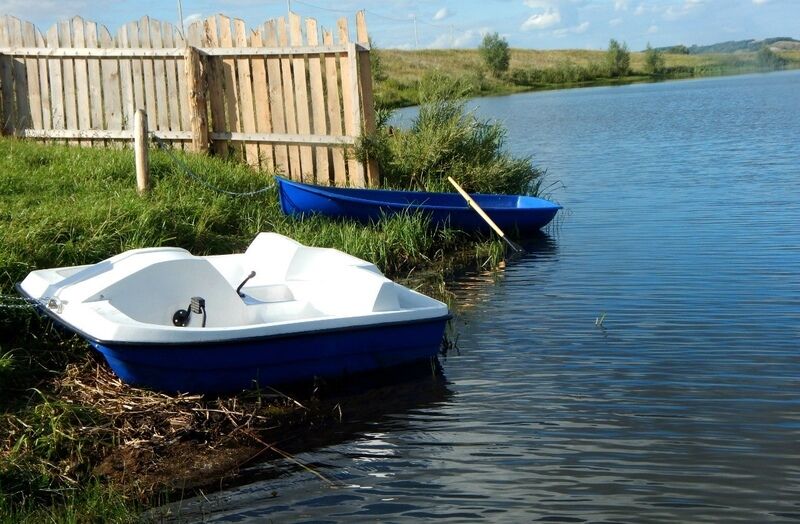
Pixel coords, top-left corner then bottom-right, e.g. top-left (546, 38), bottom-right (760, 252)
top-left (169, 71), bottom-right (800, 522)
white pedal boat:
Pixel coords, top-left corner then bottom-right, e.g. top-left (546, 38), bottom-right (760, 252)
top-left (17, 233), bottom-right (450, 393)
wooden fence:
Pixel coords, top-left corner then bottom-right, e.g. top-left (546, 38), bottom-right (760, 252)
top-left (0, 11), bottom-right (378, 187)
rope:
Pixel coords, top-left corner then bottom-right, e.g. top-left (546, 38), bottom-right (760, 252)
top-left (151, 134), bottom-right (275, 197)
top-left (0, 295), bottom-right (41, 311)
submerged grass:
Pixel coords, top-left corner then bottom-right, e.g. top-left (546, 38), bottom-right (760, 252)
top-left (0, 136), bottom-right (509, 520)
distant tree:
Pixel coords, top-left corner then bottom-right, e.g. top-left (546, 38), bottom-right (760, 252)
top-left (756, 46), bottom-right (787, 69)
top-left (668, 44), bottom-right (690, 54)
top-left (644, 43), bottom-right (665, 74)
top-left (479, 32), bottom-right (510, 77)
top-left (606, 39), bottom-right (630, 77)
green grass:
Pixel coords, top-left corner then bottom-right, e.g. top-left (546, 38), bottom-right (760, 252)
top-left (0, 135), bottom-right (512, 520)
top-left (0, 138), bottom-right (501, 295)
top-left (373, 48), bottom-right (800, 108)
top-left (0, 478), bottom-right (137, 524)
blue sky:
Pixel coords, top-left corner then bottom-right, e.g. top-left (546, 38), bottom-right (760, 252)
top-left (0, 0), bottom-right (797, 51)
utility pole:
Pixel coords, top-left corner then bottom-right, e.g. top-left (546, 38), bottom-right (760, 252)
top-left (177, 0), bottom-right (185, 37)
top-left (412, 14), bottom-right (418, 49)
top-left (287, 0), bottom-right (292, 16)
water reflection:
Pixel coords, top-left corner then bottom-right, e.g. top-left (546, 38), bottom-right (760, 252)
top-left (450, 231), bottom-right (559, 314)
top-left (160, 370), bottom-right (453, 522)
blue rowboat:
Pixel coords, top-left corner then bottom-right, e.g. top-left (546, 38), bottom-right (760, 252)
top-left (276, 176), bottom-right (561, 234)
top-left (17, 233), bottom-right (450, 393)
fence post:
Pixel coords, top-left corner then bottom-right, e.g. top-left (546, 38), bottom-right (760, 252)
top-left (134, 109), bottom-right (150, 194)
top-left (184, 46), bottom-right (209, 154)
top-left (356, 11), bottom-right (380, 187)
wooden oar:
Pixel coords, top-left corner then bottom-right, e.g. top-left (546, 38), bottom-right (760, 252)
top-left (447, 177), bottom-right (523, 253)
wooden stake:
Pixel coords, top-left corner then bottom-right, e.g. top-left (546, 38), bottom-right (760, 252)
top-left (134, 109), bottom-right (150, 193)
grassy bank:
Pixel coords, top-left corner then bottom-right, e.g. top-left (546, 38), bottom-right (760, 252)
top-left (0, 112), bottom-right (530, 519)
top-left (374, 48), bottom-right (800, 108)
top-left (0, 76), bottom-right (548, 519)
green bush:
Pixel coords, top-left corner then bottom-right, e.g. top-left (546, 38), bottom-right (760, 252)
top-left (644, 43), bottom-right (665, 74)
top-left (479, 32), bottom-right (510, 77)
top-left (757, 46), bottom-right (787, 69)
top-left (358, 73), bottom-right (544, 196)
top-left (667, 44), bottom-right (690, 54)
top-left (606, 39), bottom-right (630, 77)
top-left (508, 61), bottom-right (610, 86)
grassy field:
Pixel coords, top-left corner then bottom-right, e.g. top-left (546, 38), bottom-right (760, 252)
top-left (0, 134), bottom-right (524, 521)
top-left (374, 48), bottom-right (800, 108)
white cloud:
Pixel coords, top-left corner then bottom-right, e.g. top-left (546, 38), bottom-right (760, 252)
top-left (752, 0), bottom-right (770, 4)
top-left (432, 7), bottom-right (452, 21)
top-left (553, 21), bottom-right (589, 37)
top-left (521, 8), bottom-right (561, 30)
top-left (0, 0), bottom-right (95, 27)
top-left (614, 0), bottom-right (629, 11)
top-left (427, 27), bottom-right (490, 48)
top-left (523, 0), bottom-right (553, 8)
top-left (634, 3), bottom-right (646, 15)
top-left (609, 17), bottom-right (623, 26)
top-left (183, 13), bottom-right (203, 28)
top-left (663, 0), bottom-right (705, 20)
top-left (647, 24), bottom-right (659, 33)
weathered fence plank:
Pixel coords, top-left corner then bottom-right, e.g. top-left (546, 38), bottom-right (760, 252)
top-left (322, 29), bottom-right (347, 186)
top-left (218, 15), bottom-right (243, 160)
top-left (138, 18), bottom-right (158, 130)
top-left (305, 18), bottom-right (328, 184)
top-left (9, 17), bottom-right (31, 131)
top-left (21, 21), bottom-right (43, 130)
top-left (185, 23), bottom-right (206, 154)
top-left (45, 24), bottom-right (64, 130)
top-left (34, 28), bottom-right (52, 130)
top-left (203, 16), bottom-right (228, 157)
top-left (99, 26), bottom-right (122, 134)
top-left (161, 22), bottom-right (181, 135)
top-left (117, 25), bottom-right (134, 132)
top-left (122, 22), bottom-right (146, 125)
top-left (277, 17), bottom-right (301, 180)
top-left (58, 20), bottom-right (79, 144)
top-left (0, 18), bottom-right (17, 134)
top-left (249, 29), bottom-right (274, 171)
top-left (86, 21), bottom-right (104, 145)
top-left (71, 18), bottom-right (91, 145)
top-left (356, 11), bottom-right (379, 187)
top-left (234, 19), bottom-right (259, 167)
top-left (149, 19), bottom-right (169, 132)
top-left (263, 21), bottom-right (289, 175)
top-left (289, 13), bottom-right (313, 182)
top-left (337, 18), bottom-right (364, 187)
top-left (173, 28), bottom-right (190, 134)
top-left (184, 46), bottom-right (208, 153)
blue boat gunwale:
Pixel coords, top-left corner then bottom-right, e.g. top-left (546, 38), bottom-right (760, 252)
top-left (15, 281), bottom-right (452, 349)
top-left (275, 175), bottom-right (562, 211)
